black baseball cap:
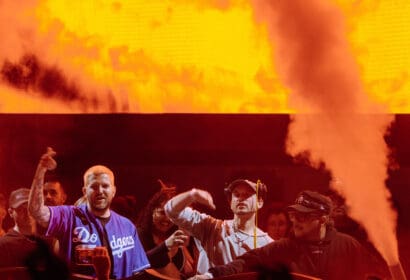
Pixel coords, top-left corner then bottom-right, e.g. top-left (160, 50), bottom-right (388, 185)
top-left (287, 191), bottom-right (332, 215)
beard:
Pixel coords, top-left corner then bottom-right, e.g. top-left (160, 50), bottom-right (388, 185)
top-left (45, 198), bottom-right (57, 206)
top-left (90, 196), bottom-right (111, 212)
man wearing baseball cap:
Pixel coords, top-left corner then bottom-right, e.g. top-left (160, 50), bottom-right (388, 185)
top-left (0, 188), bottom-right (38, 267)
top-left (192, 190), bottom-right (376, 280)
top-left (164, 179), bottom-right (272, 275)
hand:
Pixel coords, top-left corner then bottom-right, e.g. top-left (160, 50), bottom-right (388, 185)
top-left (190, 188), bottom-right (216, 210)
top-left (165, 229), bottom-right (189, 250)
top-left (92, 247), bottom-right (111, 280)
top-left (188, 273), bottom-right (213, 280)
top-left (158, 179), bottom-right (177, 196)
top-left (38, 147), bottom-right (57, 171)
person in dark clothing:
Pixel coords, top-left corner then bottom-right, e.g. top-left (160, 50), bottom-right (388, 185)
top-left (0, 188), bottom-right (39, 267)
top-left (25, 237), bottom-right (70, 280)
top-left (190, 191), bottom-right (376, 280)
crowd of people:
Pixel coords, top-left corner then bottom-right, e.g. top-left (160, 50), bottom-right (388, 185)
top-left (0, 147), bottom-right (392, 280)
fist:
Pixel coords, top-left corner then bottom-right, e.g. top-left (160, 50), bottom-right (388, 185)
top-left (39, 147), bottom-right (57, 171)
top-left (165, 229), bottom-right (189, 249)
top-left (92, 247), bottom-right (111, 280)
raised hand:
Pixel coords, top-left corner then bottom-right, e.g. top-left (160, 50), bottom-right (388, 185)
top-left (38, 147), bottom-right (57, 171)
top-left (158, 179), bottom-right (177, 196)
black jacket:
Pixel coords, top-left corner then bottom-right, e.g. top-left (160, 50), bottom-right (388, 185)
top-left (0, 229), bottom-right (38, 267)
top-left (209, 227), bottom-right (371, 280)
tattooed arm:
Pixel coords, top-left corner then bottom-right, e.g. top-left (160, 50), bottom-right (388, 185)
top-left (28, 147), bottom-right (57, 228)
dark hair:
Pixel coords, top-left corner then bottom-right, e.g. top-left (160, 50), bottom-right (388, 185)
top-left (111, 195), bottom-right (139, 224)
top-left (136, 189), bottom-right (177, 250)
top-left (260, 202), bottom-right (291, 238)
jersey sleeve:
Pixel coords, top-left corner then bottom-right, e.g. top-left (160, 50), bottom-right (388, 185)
top-left (46, 205), bottom-right (73, 238)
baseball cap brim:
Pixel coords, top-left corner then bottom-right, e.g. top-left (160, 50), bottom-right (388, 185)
top-left (10, 198), bottom-right (29, 209)
top-left (287, 204), bottom-right (319, 213)
top-left (227, 179), bottom-right (257, 192)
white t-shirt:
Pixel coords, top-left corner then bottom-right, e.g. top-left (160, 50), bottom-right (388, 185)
top-left (164, 202), bottom-right (273, 274)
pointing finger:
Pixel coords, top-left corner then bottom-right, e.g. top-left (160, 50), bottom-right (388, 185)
top-left (46, 147), bottom-right (57, 157)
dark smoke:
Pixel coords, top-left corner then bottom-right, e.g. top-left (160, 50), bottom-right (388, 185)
top-left (1, 54), bottom-right (124, 112)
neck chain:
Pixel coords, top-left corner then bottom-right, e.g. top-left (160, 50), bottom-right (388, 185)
top-left (232, 222), bottom-right (253, 255)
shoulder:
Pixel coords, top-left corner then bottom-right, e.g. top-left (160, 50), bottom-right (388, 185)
top-left (266, 237), bottom-right (296, 251)
top-left (48, 205), bottom-right (77, 219)
top-left (50, 205), bottom-right (76, 213)
top-left (0, 230), bottom-right (26, 245)
top-left (330, 229), bottom-right (363, 250)
top-left (223, 219), bottom-right (234, 228)
top-left (256, 228), bottom-right (274, 240)
top-left (333, 229), bottom-right (360, 242)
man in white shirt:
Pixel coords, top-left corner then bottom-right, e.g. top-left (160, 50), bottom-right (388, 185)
top-left (164, 179), bottom-right (273, 274)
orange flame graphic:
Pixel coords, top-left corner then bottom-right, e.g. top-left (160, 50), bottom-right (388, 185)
top-left (0, 0), bottom-right (409, 113)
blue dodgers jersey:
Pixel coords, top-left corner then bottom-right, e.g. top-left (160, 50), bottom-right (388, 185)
top-left (47, 204), bottom-right (150, 279)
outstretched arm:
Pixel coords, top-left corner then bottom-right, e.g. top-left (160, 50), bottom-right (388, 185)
top-left (165, 188), bottom-right (216, 216)
top-left (28, 147), bottom-right (57, 228)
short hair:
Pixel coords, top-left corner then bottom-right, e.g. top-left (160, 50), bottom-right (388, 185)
top-left (44, 172), bottom-right (61, 184)
top-left (83, 165), bottom-right (115, 186)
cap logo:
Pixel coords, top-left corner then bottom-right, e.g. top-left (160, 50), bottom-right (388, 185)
top-left (295, 194), bottom-right (329, 212)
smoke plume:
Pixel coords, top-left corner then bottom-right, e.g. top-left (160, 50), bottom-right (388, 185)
top-left (251, 0), bottom-right (399, 266)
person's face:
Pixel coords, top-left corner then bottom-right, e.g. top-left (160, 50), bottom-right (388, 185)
top-left (230, 184), bottom-right (262, 215)
top-left (83, 173), bottom-right (116, 214)
top-left (288, 211), bottom-right (322, 240)
top-left (152, 202), bottom-right (173, 233)
top-left (266, 213), bottom-right (289, 240)
top-left (44, 181), bottom-right (66, 206)
top-left (8, 202), bottom-right (35, 232)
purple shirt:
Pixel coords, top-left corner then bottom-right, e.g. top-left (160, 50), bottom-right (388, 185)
top-left (46, 204), bottom-right (150, 279)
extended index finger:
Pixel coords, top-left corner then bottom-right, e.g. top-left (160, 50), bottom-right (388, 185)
top-left (46, 147), bottom-right (57, 157)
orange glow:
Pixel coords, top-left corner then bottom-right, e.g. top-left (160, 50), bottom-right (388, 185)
top-left (0, 0), bottom-right (407, 272)
top-left (0, 0), bottom-right (287, 113)
top-left (337, 0), bottom-right (410, 113)
top-left (1, 0), bottom-right (408, 113)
